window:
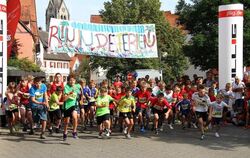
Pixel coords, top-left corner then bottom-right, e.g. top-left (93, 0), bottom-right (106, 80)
top-left (63, 63), bottom-right (69, 69)
top-left (61, 15), bottom-right (63, 19)
top-left (50, 62), bottom-right (54, 68)
top-left (64, 16), bottom-right (66, 20)
top-left (44, 61), bottom-right (46, 68)
top-left (57, 62), bottom-right (62, 68)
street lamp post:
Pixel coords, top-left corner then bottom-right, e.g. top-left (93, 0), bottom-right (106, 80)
top-left (159, 52), bottom-right (168, 81)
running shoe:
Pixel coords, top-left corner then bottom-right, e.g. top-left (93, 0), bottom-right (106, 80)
top-left (123, 127), bottom-right (128, 135)
top-left (126, 133), bottom-right (131, 139)
top-left (40, 133), bottom-right (46, 139)
top-left (48, 128), bottom-right (53, 135)
top-left (200, 134), bottom-right (205, 140)
top-left (192, 123), bottom-right (198, 129)
top-left (159, 126), bottom-right (164, 132)
top-left (72, 132), bottom-right (79, 139)
top-left (168, 124), bottom-right (174, 130)
top-left (63, 133), bottom-right (67, 141)
top-left (105, 129), bottom-right (111, 137)
top-left (140, 127), bottom-right (145, 133)
top-left (215, 132), bottom-right (220, 138)
top-left (155, 128), bottom-right (159, 135)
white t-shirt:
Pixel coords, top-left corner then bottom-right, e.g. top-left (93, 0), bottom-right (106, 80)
top-left (165, 91), bottom-right (173, 105)
top-left (232, 81), bottom-right (245, 100)
top-left (219, 89), bottom-right (234, 108)
top-left (210, 101), bottom-right (228, 118)
top-left (152, 86), bottom-right (160, 96)
top-left (192, 92), bottom-right (211, 112)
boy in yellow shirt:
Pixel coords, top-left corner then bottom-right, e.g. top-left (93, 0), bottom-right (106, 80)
top-left (118, 87), bottom-right (135, 139)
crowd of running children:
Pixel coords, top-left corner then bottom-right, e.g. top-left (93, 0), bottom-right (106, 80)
top-left (1, 71), bottom-right (250, 141)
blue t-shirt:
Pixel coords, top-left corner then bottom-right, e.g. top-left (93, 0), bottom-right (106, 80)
top-left (90, 87), bottom-right (97, 97)
top-left (177, 99), bottom-right (191, 113)
top-left (83, 86), bottom-right (91, 97)
top-left (29, 83), bottom-right (47, 104)
top-left (132, 87), bottom-right (140, 95)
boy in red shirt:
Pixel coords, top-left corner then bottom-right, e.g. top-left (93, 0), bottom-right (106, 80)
top-left (149, 93), bottom-right (171, 134)
top-left (134, 81), bottom-right (151, 132)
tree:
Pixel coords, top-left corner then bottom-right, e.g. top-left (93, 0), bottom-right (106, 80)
top-left (8, 58), bottom-right (41, 72)
top-left (175, 0), bottom-right (186, 15)
top-left (10, 39), bottom-right (21, 59)
top-left (75, 57), bottom-right (90, 81)
top-left (177, 0), bottom-right (250, 70)
top-left (90, 0), bottom-right (188, 81)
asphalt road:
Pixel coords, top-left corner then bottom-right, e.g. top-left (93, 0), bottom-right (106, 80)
top-left (0, 124), bottom-right (249, 158)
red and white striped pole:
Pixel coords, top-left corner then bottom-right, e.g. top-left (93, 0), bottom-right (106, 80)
top-left (219, 4), bottom-right (244, 89)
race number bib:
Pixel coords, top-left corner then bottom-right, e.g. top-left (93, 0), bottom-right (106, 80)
top-left (212, 111), bottom-right (222, 118)
top-left (35, 92), bottom-right (43, 100)
top-left (154, 105), bottom-right (162, 110)
top-left (181, 104), bottom-right (189, 110)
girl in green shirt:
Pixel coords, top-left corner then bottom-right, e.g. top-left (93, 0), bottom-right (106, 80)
top-left (96, 87), bottom-right (115, 138)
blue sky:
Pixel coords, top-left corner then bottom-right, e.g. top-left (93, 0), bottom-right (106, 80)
top-left (36, 0), bottom-right (191, 29)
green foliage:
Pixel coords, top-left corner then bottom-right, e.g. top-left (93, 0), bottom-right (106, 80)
top-left (75, 57), bottom-right (90, 81)
top-left (8, 58), bottom-right (41, 72)
top-left (91, 0), bottom-right (188, 81)
top-left (177, 0), bottom-right (250, 70)
top-left (10, 39), bottom-right (22, 59)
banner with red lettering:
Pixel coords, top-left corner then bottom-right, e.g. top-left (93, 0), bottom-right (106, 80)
top-left (48, 18), bottom-right (158, 58)
top-left (7, 0), bottom-right (21, 59)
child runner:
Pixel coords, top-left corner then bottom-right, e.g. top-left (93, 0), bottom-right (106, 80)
top-left (176, 93), bottom-right (191, 129)
top-left (96, 87), bottom-right (114, 138)
top-left (108, 85), bottom-right (116, 131)
top-left (62, 75), bottom-right (79, 141)
top-left (113, 86), bottom-right (125, 132)
top-left (118, 87), bottom-right (135, 138)
top-left (88, 80), bottom-right (98, 127)
top-left (209, 94), bottom-right (229, 137)
top-left (18, 77), bottom-right (32, 133)
top-left (50, 73), bottom-right (64, 94)
top-left (134, 81), bottom-right (151, 132)
top-left (219, 83), bottom-right (234, 124)
top-left (5, 82), bottom-right (19, 134)
top-left (150, 93), bottom-right (171, 134)
top-left (192, 85), bottom-right (211, 140)
top-left (130, 80), bottom-right (140, 95)
top-left (29, 77), bottom-right (49, 139)
top-left (48, 86), bottom-right (64, 134)
top-left (170, 85), bottom-right (183, 129)
top-left (79, 78), bottom-right (90, 131)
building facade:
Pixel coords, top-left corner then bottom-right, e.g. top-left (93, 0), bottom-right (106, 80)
top-left (46, 0), bottom-right (70, 31)
top-left (14, 0), bottom-right (39, 62)
top-left (38, 30), bottom-right (71, 82)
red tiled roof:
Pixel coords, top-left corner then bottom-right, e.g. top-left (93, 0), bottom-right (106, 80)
top-left (20, 0), bottom-right (39, 42)
top-left (70, 56), bottom-right (77, 69)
